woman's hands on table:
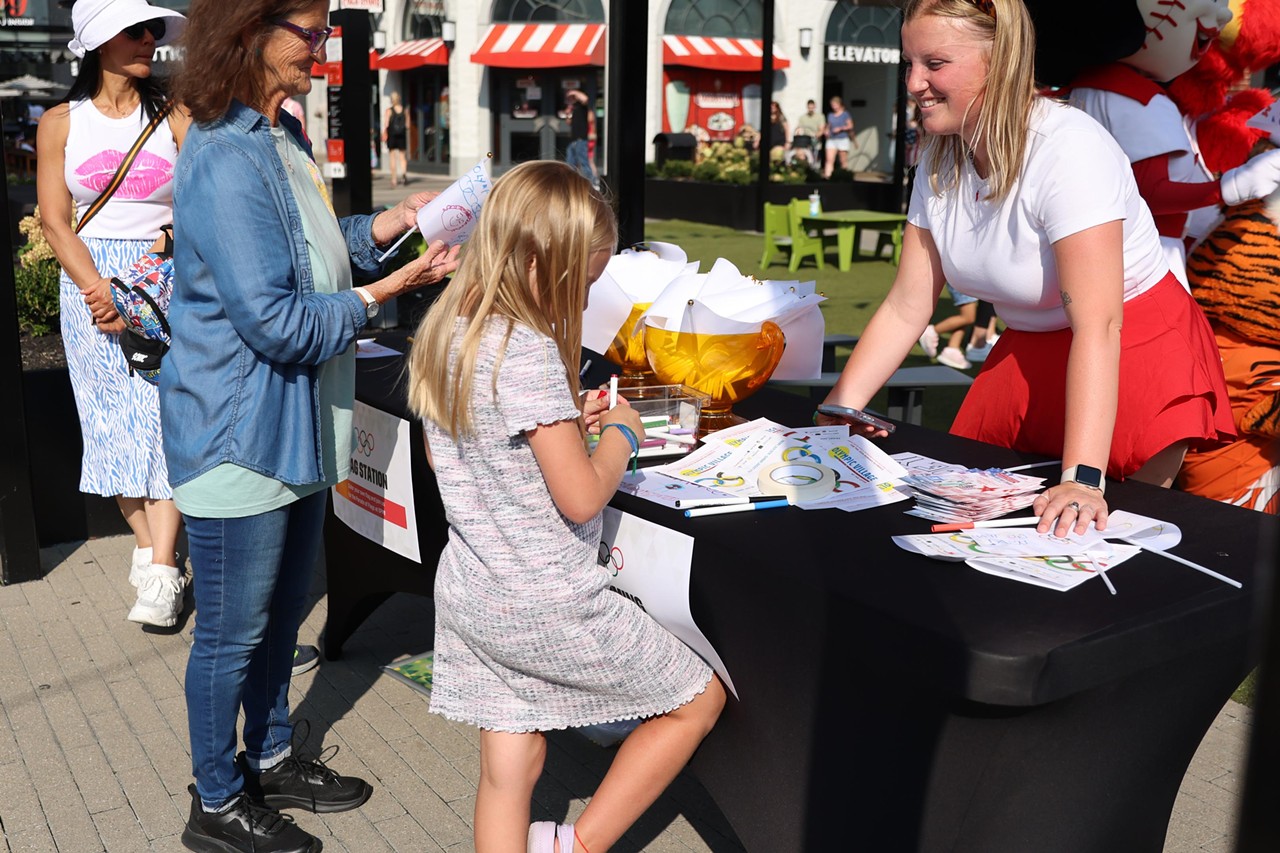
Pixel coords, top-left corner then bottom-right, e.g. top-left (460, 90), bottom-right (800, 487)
top-left (1033, 482), bottom-right (1109, 538)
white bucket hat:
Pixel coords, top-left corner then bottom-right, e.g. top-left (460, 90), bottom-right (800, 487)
top-left (68, 0), bottom-right (187, 59)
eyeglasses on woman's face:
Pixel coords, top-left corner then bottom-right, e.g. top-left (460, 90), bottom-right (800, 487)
top-left (122, 18), bottom-right (166, 41)
top-left (270, 18), bottom-right (334, 56)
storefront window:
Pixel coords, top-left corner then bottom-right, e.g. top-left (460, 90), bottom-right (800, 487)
top-left (665, 0), bottom-right (760, 36)
top-left (405, 1), bottom-right (444, 39)
top-left (493, 0), bottom-right (604, 23)
top-left (821, 1), bottom-right (903, 178)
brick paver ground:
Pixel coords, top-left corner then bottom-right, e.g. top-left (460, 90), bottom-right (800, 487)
top-left (0, 534), bottom-right (1251, 852)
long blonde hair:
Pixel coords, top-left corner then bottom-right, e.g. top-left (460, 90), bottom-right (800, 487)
top-left (903, 0), bottom-right (1038, 203)
top-left (407, 160), bottom-right (617, 438)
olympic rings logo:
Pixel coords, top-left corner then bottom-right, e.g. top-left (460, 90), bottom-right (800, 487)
top-left (597, 542), bottom-right (624, 577)
top-left (781, 446), bottom-right (821, 463)
top-left (694, 471), bottom-right (746, 488)
top-left (356, 429), bottom-right (376, 457)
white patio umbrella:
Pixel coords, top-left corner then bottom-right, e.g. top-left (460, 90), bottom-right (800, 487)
top-left (0, 75), bottom-right (61, 98)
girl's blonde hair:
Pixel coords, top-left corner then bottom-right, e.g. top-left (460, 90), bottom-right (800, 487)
top-left (407, 160), bottom-right (618, 438)
top-left (903, 0), bottom-right (1038, 203)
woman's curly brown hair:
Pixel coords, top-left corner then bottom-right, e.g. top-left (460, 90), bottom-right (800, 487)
top-left (175, 0), bottom-right (320, 124)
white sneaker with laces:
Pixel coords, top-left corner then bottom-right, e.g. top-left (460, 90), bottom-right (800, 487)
top-left (129, 546), bottom-right (152, 588)
top-left (918, 325), bottom-right (940, 359)
top-left (128, 564), bottom-right (186, 628)
top-left (937, 346), bottom-right (972, 370)
top-left (966, 341), bottom-right (995, 363)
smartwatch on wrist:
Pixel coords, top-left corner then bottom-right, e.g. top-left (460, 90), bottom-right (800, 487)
top-left (1061, 464), bottom-right (1105, 495)
top-left (355, 287), bottom-right (380, 320)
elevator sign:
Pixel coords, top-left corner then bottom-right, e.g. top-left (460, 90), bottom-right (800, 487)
top-left (826, 44), bottom-right (901, 65)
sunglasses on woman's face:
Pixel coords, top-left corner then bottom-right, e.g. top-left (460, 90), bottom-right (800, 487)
top-left (271, 18), bottom-right (334, 56)
top-left (122, 18), bottom-right (166, 41)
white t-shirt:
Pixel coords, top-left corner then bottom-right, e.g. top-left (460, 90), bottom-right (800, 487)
top-left (908, 99), bottom-right (1167, 332)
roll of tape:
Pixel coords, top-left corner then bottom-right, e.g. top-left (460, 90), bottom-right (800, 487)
top-left (757, 461), bottom-right (837, 502)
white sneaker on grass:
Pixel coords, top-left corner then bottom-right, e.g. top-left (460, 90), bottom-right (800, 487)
top-left (128, 564), bottom-right (186, 628)
top-left (937, 346), bottom-right (972, 370)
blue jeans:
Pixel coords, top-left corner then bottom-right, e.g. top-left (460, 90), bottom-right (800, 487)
top-left (184, 489), bottom-right (327, 809)
top-left (565, 138), bottom-right (592, 180)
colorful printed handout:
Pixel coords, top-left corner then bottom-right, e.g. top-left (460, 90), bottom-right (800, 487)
top-left (644, 417), bottom-right (911, 512)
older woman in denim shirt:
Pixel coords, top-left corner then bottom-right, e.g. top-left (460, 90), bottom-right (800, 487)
top-left (163, 2), bottom-right (459, 851)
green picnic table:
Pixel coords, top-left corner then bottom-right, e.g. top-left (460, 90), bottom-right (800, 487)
top-left (802, 209), bottom-right (908, 270)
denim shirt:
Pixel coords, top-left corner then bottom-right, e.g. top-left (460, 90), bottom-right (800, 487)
top-left (161, 100), bottom-right (382, 487)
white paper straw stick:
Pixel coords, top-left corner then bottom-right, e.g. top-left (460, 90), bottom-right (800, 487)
top-left (1004, 459), bottom-right (1062, 472)
top-left (931, 517), bottom-right (1040, 533)
top-left (1082, 552), bottom-right (1117, 596)
top-left (376, 225), bottom-right (419, 264)
top-left (1122, 540), bottom-right (1243, 589)
top-left (647, 429), bottom-right (697, 446)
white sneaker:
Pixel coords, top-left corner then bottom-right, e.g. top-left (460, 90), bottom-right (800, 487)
top-left (966, 341), bottom-right (995, 363)
top-left (918, 325), bottom-right (940, 359)
top-left (937, 347), bottom-right (972, 370)
top-left (129, 547), bottom-right (153, 588)
top-left (128, 564), bottom-right (186, 628)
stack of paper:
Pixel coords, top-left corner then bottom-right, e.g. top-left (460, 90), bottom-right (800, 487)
top-left (900, 468), bottom-right (1046, 523)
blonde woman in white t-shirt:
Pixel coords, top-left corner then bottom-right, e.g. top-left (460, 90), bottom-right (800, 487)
top-left (819, 0), bottom-right (1233, 537)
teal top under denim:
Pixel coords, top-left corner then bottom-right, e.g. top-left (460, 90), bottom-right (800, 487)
top-left (162, 101), bottom-right (384, 492)
top-left (174, 123), bottom-right (357, 517)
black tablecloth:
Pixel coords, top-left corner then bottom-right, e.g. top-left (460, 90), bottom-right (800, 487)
top-left (326, 332), bottom-right (1276, 852)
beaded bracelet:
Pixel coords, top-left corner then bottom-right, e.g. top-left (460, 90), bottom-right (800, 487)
top-left (600, 422), bottom-right (640, 473)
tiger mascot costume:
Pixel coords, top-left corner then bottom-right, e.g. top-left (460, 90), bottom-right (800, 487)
top-left (1171, 0), bottom-right (1280, 514)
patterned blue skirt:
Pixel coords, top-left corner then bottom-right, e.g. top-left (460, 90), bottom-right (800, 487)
top-left (60, 237), bottom-right (172, 498)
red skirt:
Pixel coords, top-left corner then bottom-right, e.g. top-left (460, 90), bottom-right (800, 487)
top-left (950, 273), bottom-right (1235, 479)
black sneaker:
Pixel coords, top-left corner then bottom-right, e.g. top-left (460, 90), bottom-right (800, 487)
top-left (180, 784), bottom-right (319, 853)
top-left (239, 723), bottom-right (372, 814)
top-left (291, 645), bottom-right (320, 677)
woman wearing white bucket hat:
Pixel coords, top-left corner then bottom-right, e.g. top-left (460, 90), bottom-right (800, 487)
top-left (36, 0), bottom-right (191, 629)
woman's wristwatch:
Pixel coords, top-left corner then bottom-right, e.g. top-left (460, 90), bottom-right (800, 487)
top-left (1060, 464), bottom-right (1105, 495)
top-left (355, 287), bottom-right (380, 319)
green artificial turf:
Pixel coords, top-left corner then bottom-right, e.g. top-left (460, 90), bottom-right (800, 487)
top-left (642, 218), bottom-right (976, 433)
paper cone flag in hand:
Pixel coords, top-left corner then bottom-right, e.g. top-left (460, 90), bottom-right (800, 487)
top-left (643, 258), bottom-right (826, 379)
top-left (581, 241), bottom-right (699, 355)
top-left (416, 154), bottom-right (493, 247)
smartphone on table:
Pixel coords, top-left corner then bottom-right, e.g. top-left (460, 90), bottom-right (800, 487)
top-left (816, 404), bottom-right (897, 434)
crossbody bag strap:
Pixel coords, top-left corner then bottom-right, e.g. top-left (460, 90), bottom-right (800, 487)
top-left (75, 99), bottom-right (175, 235)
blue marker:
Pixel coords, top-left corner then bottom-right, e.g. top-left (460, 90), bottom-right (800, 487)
top-left (684, 498), bottom-right (791, 518)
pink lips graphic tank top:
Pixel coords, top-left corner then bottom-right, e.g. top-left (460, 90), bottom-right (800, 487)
top-left (64, 99), bottom-right (178, 242)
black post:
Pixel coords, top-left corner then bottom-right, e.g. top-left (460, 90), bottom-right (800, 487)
top-left (606, 0), bottom-right (647, 246)
top-left (0, 156), bottom-right (43, 584)
top-left (329, 10), bottom-right (373, 217)
top-left (754, 0), bottom-right (776, 233)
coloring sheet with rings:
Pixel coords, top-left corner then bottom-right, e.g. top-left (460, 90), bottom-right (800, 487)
top-left (647, 417), bottom-right (911, 512)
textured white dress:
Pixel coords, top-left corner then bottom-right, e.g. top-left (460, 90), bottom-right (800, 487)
top-left (425, 319), bottom-right (713, 733)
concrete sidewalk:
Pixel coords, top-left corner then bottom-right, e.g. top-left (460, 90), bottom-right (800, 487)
top-left (0, 534), bottom-right (1251, 852)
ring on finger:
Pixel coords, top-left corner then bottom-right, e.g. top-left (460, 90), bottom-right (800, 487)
top-left (1068, 501), bottom-right (1081, 511)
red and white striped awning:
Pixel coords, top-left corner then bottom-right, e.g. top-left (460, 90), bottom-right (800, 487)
top-left (471, 23), bottom-right (606, 68)
top-left (662, 35), bottom-right (791, 72)
top-left (376, 38), bottom-right (449, 71)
